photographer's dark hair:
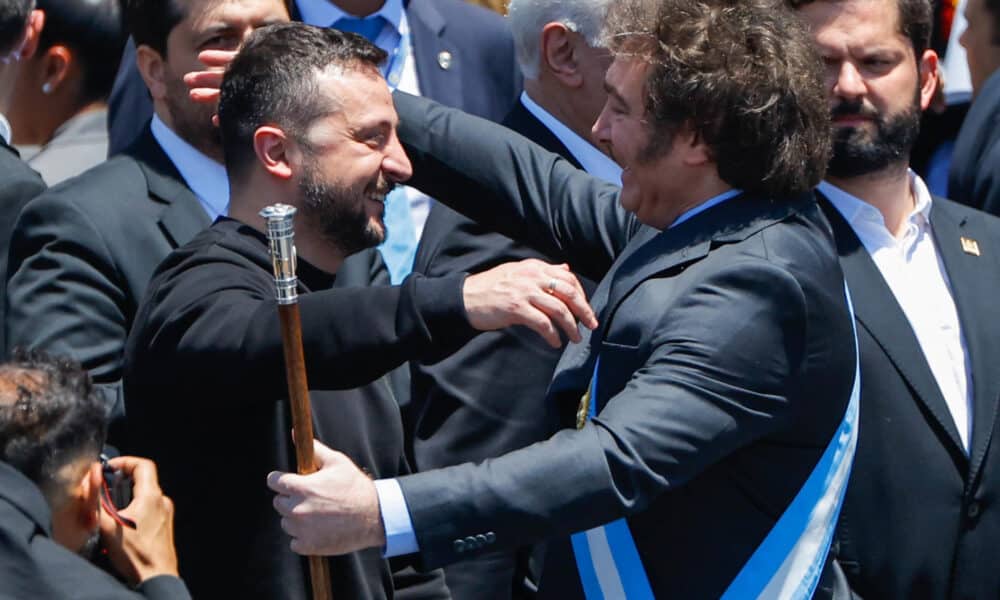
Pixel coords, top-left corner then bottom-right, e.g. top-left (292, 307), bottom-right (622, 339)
top-left (37, 0), bottom-right (127, 103)
top-left (123, 0), bottom-right (186, 56)
top-left (787, 0), bottom-right (933, 56)
top-left (218, 22), bottom-right (387, 180)
top-left (0, 349), bottom-right (107, 504)
top-left (0, 0), bottom-right (33, 53)
top-left (603, 0), bottom-right (831, 198)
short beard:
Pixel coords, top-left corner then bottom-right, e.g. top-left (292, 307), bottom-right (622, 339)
top-left (163, 67), bottom-right (221, 159)
top-left (298, 162), bottom-right (390, 258)
top-left (827, 93), bottom-right (921, 178)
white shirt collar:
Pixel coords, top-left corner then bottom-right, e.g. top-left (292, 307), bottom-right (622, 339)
top-left (819, 170), bottom-right (933, 238)
top-left (519, 92), bottom-right (622, 185)
top-left (671, 189), bottom-right (743, 229)
top-left (0, 113), bottom-right (12, 146)
top-left (296, 0), bottom-right (403, 32)
top-left (150, 114), bottom-right (229, 221)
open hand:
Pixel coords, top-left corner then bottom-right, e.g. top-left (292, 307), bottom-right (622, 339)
top-left (463, 259), bottom-right (598, 348)
top-left (183, 49), bottom-right (236, 105)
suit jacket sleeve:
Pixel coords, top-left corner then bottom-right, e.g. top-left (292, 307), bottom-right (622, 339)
top-left (0, 160), bottom-right (45, 355)
top-left (131, 252), bottom-right (476, 398)
top-left (397, 258), bottom-right (810, 568)
top-left (394, 92), bottom-right (635, 283)
top-left (6, 191), bottom-right (127, 410)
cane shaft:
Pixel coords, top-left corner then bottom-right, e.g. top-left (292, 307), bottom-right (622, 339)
top-left (277, 305), bottom-right (317, 473)
top-left (276, 304), bottom-right (332, 600)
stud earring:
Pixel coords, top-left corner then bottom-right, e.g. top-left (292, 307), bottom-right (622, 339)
top-left (41, 82), bottom-right (52, 94)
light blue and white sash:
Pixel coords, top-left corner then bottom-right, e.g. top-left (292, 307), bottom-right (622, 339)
top-left (571, 283), bottom-right (860, 600)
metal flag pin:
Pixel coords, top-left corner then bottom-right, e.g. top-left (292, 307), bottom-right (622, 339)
top-left (961, 237), bottom-right (981, 256)
top-left (437, 50), bottom-right (452, 70)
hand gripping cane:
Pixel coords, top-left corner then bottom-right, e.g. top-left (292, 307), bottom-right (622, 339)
top-left (260, 204), bottom-right (333, 600)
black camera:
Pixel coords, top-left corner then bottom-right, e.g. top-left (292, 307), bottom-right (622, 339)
top-left (100, 453), bottom-right (133, 511)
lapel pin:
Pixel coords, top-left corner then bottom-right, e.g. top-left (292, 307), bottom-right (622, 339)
top-left (437, 51), bottom-right (453, 71)
top-left (961, 236), bottom-right (981, 257)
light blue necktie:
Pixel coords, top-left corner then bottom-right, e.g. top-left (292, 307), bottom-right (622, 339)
top-left (332, 15), bottom-right (418, 284)
top-left (332, 15), bottom-right (386, 43)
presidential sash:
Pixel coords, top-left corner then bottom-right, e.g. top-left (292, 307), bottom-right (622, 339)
top-left (571, 284), bottom-right (860, 599)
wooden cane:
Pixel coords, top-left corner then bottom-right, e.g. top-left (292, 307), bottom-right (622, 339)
top-left (261, 204), bottom-right (333, 600)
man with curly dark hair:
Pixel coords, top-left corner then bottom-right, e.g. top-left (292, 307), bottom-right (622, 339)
top-left (266, 0), bottom-right (861, 597)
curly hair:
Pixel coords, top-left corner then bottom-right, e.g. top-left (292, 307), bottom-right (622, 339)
top-left (0, 349), bottom-right (106, 504)
top-left (603, 0), bottom-right (831, 199)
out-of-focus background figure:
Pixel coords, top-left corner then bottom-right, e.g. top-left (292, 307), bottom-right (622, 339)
top-left (949, 0), bottom-right (1000, 214)
top-left (0, 0), bottom-right (46, 356)
top-left (7, 0), bottom-right (126, 185)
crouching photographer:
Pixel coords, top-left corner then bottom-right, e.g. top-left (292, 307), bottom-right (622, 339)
top-left (0, 350), bottom-right (189, 599)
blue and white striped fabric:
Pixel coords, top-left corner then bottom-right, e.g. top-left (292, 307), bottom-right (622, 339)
top-left (571, 283), bottom-right (860, 600)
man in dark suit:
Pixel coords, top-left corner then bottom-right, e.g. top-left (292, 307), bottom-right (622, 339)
top-left (124, 24), bottom-right (592, 600)
top-left (0, 0), bottom-right (46, 355)
top-left (790, 0), bottom-right (1000, 597)
top-left (4, 0), bottom-right (290, 426)
top-left (0, 350), bottom-right (190, 599)
top-left (408, 0), bottom-right (615, 595)
top-left (949, 0), bottom-right (1000, 214)
top-left (268, 2), bottom-right (860, 597)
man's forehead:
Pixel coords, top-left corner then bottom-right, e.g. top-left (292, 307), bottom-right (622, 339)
top-left (178, 0), bottom-right (288, 28)
top-left (604, 57), bottom-right (649, 93)
top-left (800, 0), bottom-right (907, 44)
top-left (317, 67), bottom-right (394, 114)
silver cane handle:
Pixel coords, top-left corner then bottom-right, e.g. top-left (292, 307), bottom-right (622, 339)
top-left (260, 204), bottom-right (298, 305)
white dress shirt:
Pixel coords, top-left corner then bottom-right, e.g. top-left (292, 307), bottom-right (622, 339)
top-left (150, 115), bottom-right (229, 221)
top-left (375, 187), bottom-right (742, 557)
top-left (820, 174), bottom-right (973, 451)
top-left (520, 92), bottom-right (622, 185)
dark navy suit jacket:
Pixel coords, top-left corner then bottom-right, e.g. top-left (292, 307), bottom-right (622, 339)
top-left (949, 68), bottom-right (1000, 215)
top-left (820, 196), bottom-right (1000, 599)
top-left (391, 92), bottom-right (857, 598)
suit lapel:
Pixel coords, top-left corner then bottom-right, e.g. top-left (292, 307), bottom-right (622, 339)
top-left (930, 200), bottom-right (1000, 485)
top-left (604, 193), bottom-right (798, 317)
top-left (126, 127), bottom-right (211, 248)
top-left (820, 198), bottom-right (968, 458)
top-left (547, 225), bottom-right (659, 398)
top-left (502, 101), bottom-right (583, 170)
top-left (406, 0), bottom-right (462, 108)
top-left (550, 194), bottom-right (807, 408)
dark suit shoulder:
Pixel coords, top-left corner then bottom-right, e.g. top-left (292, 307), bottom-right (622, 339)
top-left (0, 143), bottom-right (45, 194)
top-left (28, 154), bottom-right (148, 214)
top-left (423, 0), bottom-right (511, 36)
top-left (933, 194), bottom-right (1000, 227)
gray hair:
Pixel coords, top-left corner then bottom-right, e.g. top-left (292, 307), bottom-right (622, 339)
top-left (508, 0), bottom-right (612, 79)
